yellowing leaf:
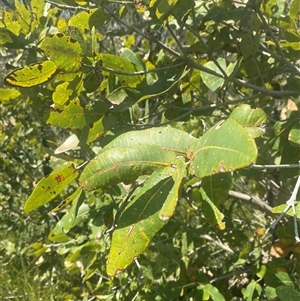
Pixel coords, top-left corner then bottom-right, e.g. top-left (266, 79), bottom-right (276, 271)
top-left (4, 61), bottom-right (58, 87)
top-left (39, 33), bottom-right (82, 72)
top-left (24, 163), bottom-right (79, 213)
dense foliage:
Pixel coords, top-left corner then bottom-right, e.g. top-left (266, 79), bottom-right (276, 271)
top-left (1, 0), bottom-right (299, 300)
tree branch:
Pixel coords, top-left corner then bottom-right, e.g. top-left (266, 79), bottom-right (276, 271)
top-left (228, 190), bottom-right (275, 217)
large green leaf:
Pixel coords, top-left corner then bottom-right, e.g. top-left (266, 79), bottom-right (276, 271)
top-left (106, 171), bottom-right (174, 276)
top-left (4, 61), bottom-right (58, 87)
top-left (103, 126), bottom-right (197, 156)
top-left (189, 119), bottom-right (257, 178)
top-left (39, 33), bottom-right (82, 72)
top-left (79, 144), bottom-right (177, 191)
top-left (24, 163), bottom-right (79, 213)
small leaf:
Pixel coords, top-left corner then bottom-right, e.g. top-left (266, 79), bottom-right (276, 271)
top-left (200, 59), bottom-right (226, 91)
top-left (4, 61), bottom-right (58, 87)
top-left (46, 99), bottom-right (107, 130)
top-left (271, 203), bottom-right (300, 219)
top-left (189, 119), bottom-right (257, 178)
top-left (79, 144), bottom-right (177, 191)
top-left (83, 69), bottom-right (103, 93)
top-left (156, 0), bottom-right (179, 20)
top-left (203, 284), bottom-right (226, 301)
top-left (229, 104), bottom-right (267, 138)
top-left (0, 88), bottom-right (21, 102)
top-left (288, 122), bottom-right (300, 145)
top-left (201, 173), bottom-right (232, 206)
top-left (54, 134), bottom-right (79, 154)
top-left (159, 157), bottom-right (186, 220)
top-left (240, 33), bottom-right (260, 59)
top-left (99, 54), bottom-right (144, 87)
top-left (68, 8), bottom-right (110, 31)
top-left (243, 280), bottom-right (262, 301)
top-left (129, 66), bottom-right (189, 103)
top-left (52, 74), bottom-right (83, 105)
top-left (200, 187), bottom-right (225, 229)
top-left (24, 163), bottom-right (79, 213)
top-left (120, 48), bottom-right (145, 70)
top-left (39, 33), bottom-right (82, 72)
top-left (106, 171), bottom-right (174, 276)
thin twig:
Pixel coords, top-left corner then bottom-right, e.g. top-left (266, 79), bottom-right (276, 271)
top-left (200, 234), bottom-right (235, 254)
top-left (233, 78), bottom-right (299, 97)
top-left (266, 175), bottom-right (300, 242)
top-left (82, 61), bottom-right (187, 76)
top-left (45, 0), bottom-right (90, 11)
top-left (256, 10), bottom-right (300, 74)
top-left (103, 6), bottom-right (181, 59)
top-left (251, 163), bottom-right (300, 169)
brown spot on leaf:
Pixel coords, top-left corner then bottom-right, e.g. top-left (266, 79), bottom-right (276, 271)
top-left (54, 174), bottom-right (65, 183)
top-left (56, 33), bottom-right (64, 38)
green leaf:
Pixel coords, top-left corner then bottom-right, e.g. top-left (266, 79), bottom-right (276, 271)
top-left (201, 173), bottom-right (232, 206)
top-left (85, 115), bottom-right (117, 143)
top-left (45, 99), bottom-right (107, 130)
top-left (240, 33), bottom-right (260, 59)
top-left (51, 188), bottom-right (83, 234)
top-left (83, 69), bottom-right (103, 93)
top-left (200, 187), bottom-right (225, 229)
top-left (99, 54), bottom-right (145, 87)
top-left (159, 157), bottom-right (186, 220)
top-left (288, 121), bottom-right (300, 145)
top-left (203, 284), bottom-right (226, 301)
top-left (0, 88), bottom-right (21, 102)
top-left (106, 171), bottom-right (174, 276)
top-left (132, 66), bottom-right (189, 103)
top-left (276, 285), bottom-right (300, 301)
top-left (271, 203), bottom-right (300, 219)
top-left (120, 48), bottom-right (145, 70)
top-left (103, 126), bottom-right (197, 156)
top-left (52, 74), bottom-right (83, 105)
top-left (24, 163), bottom-right (79, 213)
top-left (39, 33), bottom-right (82, 72)
top-left (189, 119), bottom-right (257, 178)
top-left (68, 8), bottom-right (110, 31)
top-left (4, 61), bottom-right (58, 87)
top-left (229, 104), bottom-right (267, 138)
top-left (200, 59), bottom-right (226, 91)
top-left (243, 280), bottom-right (262, 301)
top-left (156, 0), bottom-right (179, 20)
top-left (79, 144), bottom-right (177, 191)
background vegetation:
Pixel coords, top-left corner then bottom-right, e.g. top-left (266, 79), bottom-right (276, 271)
top-left (1, 0), bottom-right (299, 300)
